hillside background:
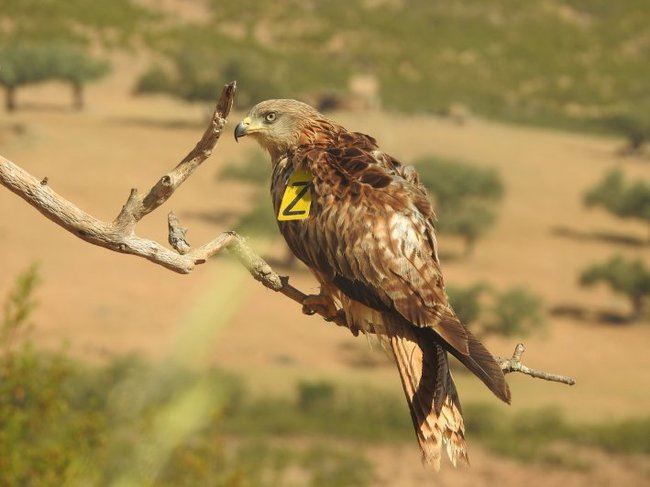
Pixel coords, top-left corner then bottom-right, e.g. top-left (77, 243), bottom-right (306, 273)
top-left (0, 1), bottom-right (648, 485)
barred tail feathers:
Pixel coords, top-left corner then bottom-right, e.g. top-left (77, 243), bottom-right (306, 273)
top-left (388, 323), bottom-right (469, 469)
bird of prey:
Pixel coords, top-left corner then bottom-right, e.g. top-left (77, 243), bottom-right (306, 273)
top-left (234, 100), bottom-right (510, 469)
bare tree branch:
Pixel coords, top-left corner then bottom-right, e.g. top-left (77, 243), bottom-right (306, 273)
top-left (0, 82), bottom-right (236, 274)
top-left (0, 81), bottom-right (574, 387)
top-left (498, 343), bottom-right (576, 385)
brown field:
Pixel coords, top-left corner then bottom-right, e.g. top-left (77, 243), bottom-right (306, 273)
top-left (0, 56), bottom-right (648, 485)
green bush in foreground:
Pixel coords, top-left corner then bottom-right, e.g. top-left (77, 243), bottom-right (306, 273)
top-left (1, 267), bottom-right (648, 485)
top-left (0, 268), bottom-right (373, 486)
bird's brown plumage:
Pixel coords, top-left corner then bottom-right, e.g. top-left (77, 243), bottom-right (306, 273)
top-left (236, 99), bottom-right (510, 469)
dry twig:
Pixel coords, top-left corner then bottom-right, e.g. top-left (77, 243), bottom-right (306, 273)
top-left (498, 343), bottom-right (576, 385)
top-left (0, 82), bottom-right (237, 274)
top-left (0, 81), bottom-right (574, 387)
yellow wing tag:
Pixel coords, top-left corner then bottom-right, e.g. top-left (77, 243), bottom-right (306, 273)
top-left (278, 169), bottom-right (312, 221)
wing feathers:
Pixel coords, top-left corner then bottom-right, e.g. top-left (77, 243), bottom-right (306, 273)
top-left (274, 121), bottom-right (510, 409)
top-left (443, 326), bottom-right (512, 404)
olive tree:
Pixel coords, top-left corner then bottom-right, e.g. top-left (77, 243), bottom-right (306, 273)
top-left (0, 43), bottom-right (110, 111)
top-left (580, 255), bottom-right (650, 321)
top-left (135, 47), bottom-right (282, 109)
top-left (584, 169), bottom-right (650, 241)
top-left (0, 44), bottom-right (52, 111)
top-left (416, 157), bottom-right (504, 255)
top-left (447, 283), bottom-right (545, 337)
top-left (603, 113), bottom-right (650, 157)
top-left (48, 45), bottom-right (110, 110)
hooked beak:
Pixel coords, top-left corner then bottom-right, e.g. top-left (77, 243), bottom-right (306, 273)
top-left (234, 117), bottom-right (251, 142)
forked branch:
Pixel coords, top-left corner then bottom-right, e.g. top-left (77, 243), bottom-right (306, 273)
top-left (0, 82), bottom-right (574, 387)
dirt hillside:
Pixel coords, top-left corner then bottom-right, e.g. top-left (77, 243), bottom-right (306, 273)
top-left (0, 56), bottom-right (648, 486)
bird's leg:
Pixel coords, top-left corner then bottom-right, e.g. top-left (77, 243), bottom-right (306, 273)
top-left (301, 293), bottom-right (360, 336)
top-left (301, 292), bottom-right (339, 321)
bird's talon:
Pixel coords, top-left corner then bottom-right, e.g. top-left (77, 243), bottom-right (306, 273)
top-left (302, 304), bottom-right (317, 316)
top-left (302, 294), bottom-right (338, 320)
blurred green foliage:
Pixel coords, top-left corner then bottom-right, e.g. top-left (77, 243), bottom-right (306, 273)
top-left (1, 263), bottom-right (39, 345)
top-left (227, 382), bottom-right (650, 468)
top-left (603, 113), bottom-right (650, 155)
top-left (584, 169), bottom-right (650, 230)
top-left (137, 31), bottom-right (350, 109)
top-left (0, 0), bottom-right (154, 47)
top-left (0, 267), bottom-right (373, 485)
top-left (133, 64), bottom-right (174, 96)
top-left (416, 156), bottom-right (504, 254)
top-left (135, 0), bottom-right (649, 133)
top-left (0, 267), bottom-right (647, 483)
top-left (46, 44), bottom-right (111, 110)
top-left (220, 151), bottom-right (270, 186)
top-left (0, 43), bottom-right (110, 111)
top-left (234, 193), bottom-right (278, 238)
top-left (1, 0), bottom-right (648, 133)
top-left (448, 283), bottom-right (545, 337)
top-left (219, 152), bottom-right (282, 240)
top-left (488, 286), bottom-right (545, 337)
top-left (580, 255), bottom-right (650, 320)
top-left (446, 282), bottom-right (489, 327)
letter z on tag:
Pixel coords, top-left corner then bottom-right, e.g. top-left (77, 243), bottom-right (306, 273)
top-left (278, 169), bottom-right (312, 221)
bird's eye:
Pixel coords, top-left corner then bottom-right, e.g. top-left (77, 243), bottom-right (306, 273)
top-left (265, 112), bottom-right (277, 123)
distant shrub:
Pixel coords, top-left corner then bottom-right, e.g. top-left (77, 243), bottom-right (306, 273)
top-left (464, 405), bottom-right (575, 466)
top-left (298, 381), bottom-right (336, 412)
top-left (134, 48), bottom-right (284, 108)
top-left (448, 282), bottom-right (545, 337)
top-left (579, 417), bottom-right (650, 455)
top-left (235, 192), bottom-right (278, 238)
top-left (230, 382), bottom-right (650, 466)
top-left (46, 44), bottom-right (111, 110)
top-left (220, 151), bottom-right (269, 186)
top-left (603, 114), bottom-right (650, 156)
top-left (416, 157), bottom-right (504, 255)
top-left (584, 170), bottom-right (650, 241)
top-left (465, 403), bottom-right (646, 466)
top-left (487, 286), bottom-right (545, 337)
top-left (580, 255), bottom-right (650, 321)
top-left (447, 282), bottom-right (489, 327)
top-left (133, 64), bottom-right (173, 95)
top-left (0, 44), bottom-right (52, 111)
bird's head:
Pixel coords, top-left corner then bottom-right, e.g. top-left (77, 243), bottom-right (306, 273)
top-left (234, 99), bottom-right (321, 158)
